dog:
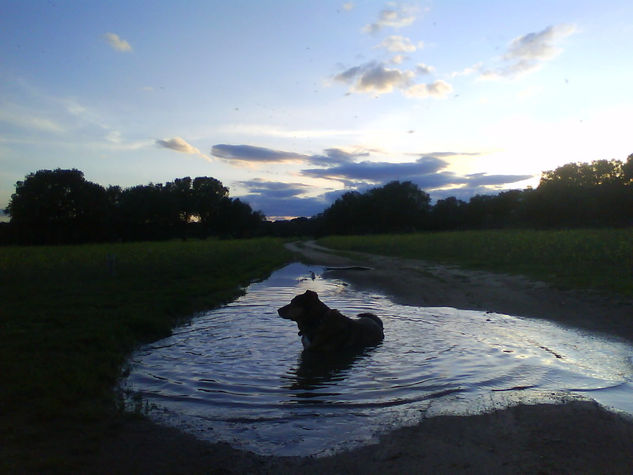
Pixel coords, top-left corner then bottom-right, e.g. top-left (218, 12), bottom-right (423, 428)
top-left (278, 290), bottom-right (384, 352)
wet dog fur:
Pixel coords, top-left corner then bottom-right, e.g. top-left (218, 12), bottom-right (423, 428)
top-left (278, 290), bottom-right (384, 352)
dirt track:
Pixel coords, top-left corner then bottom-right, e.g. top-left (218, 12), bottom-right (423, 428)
top-left (289, 241), bottom-right (633, 343)
top-left (89, 242), bottom-right (633, 474)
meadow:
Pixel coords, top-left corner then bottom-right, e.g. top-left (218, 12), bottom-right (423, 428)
top-left (318, 228), bottom-right (633, 296)
top-left (0, 237), bottom-right (292, 471)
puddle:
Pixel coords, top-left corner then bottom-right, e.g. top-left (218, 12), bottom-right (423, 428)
top-left (121, 263), bottom-right (633, 456)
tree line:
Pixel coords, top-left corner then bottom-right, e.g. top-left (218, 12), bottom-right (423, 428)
top-left (274, 153), bottom-right (633, 236)
top-left (2, 153), bottom-right (632, 244)
top-left (2, 169), bottom-right (264, 244)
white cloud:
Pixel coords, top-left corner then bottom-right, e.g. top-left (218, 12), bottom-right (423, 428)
top-left (451, 63), bottom-right (482, 78)
top-left (342, 2), bottom-right (354, 11)
top-left (156, 137), bottom-right (211, 161)
top-left (404, 80), bottom-right (453, 99)
top-left (378, 35), bottom-right (418, 52)
top-left (505, 24), bottom-right (576, 61)
top-left (481, 24), bottom-right (576, 80)
top-left (0, 107), bottom-right (65, 133)
top-left (363, 4), bottom-right (418, 34)
top-left (416, 63), bottom-right (435, 75)
top-left (103, 32), bottom-right (132, 52)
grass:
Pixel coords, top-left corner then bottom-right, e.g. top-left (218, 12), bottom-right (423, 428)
top-left (318, 229), bottom-right (633, 296)
top-left (0, 237), bottom-right (293, 471)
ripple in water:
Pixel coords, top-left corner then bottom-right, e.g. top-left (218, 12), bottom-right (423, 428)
top-left (121, 263), bottom-right (633, 456)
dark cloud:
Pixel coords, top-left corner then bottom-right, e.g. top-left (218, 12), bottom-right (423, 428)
top-left (236, 180), bottom-right (328, 219)
top-left (211, 144), bottom-right (308, 163)
top-left (308, 148), bottom-right (368, 166)
top-left (236, 170), bottom-right (534, 219)
top-left (212, 144), bottom-right (371, 167)
top-left (302, 156), bottom-right (448, 182)
top-left (465, 173), bottom-right (532, 186)
top-left (221, 145), bottom-right (535, 218)
top-left (237, 180), bottom-right (311, 199)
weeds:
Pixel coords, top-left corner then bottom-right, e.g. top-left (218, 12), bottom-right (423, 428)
top-left (318, 229), bottom-right (633, 296)
top-left (0, 237), bottom-right (292, 471)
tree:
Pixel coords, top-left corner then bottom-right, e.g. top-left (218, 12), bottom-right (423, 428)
top-left (191, 177), bottom-right (228, 227)
top-left (623, 153), bottom-right (633, 184)
top-left (6, 169), bottom-right (108, 243)
top-left (215, 198), bottom-right (265, 237)
top-left (320, 181), bottom-right (431, 234)
top-left (539, 159), bottom-right (624, 188)
top-left (366, 181), bottom-right (431, 232)
top-left (432, 196), bottom-right (467, 230)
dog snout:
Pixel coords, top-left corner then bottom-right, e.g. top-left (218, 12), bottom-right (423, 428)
top-left (278, 304), bottom-right (292, 319)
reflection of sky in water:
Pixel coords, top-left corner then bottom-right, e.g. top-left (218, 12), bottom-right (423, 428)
top-left (121, 263), bottom-right (633, 456)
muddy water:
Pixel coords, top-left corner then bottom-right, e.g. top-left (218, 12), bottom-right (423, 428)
top-left (121, 263), bottom-right (633, 456)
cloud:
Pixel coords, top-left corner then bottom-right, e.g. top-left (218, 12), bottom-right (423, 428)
top-left (334, 61), bottom-right (414, 95)
top-left (363, 4), bottom-right (418, 34)
top-left (0, 107), bottom-right (65, 133)
top-left (211, 144), bottom-right (308, 163)
top-left (239, 179), bottom-right (312, 199)
top-left (464, 173), bottom-right (533, 186)
top-left (236, 180), bottom-right (329, 219)
top-left (302, 155), bottom-right (449, 183)
top-left (451, 62), bottom-right (483, 78)
top-left (341, 2), bottom-right (354, 11)
top-left (232, 149), bottom-right (534, 218)
top-left (309, 148), bottom-right (368, 166)
top-left (377, 35), bottom-right (419, 53)
top-left (103, 32), bottom-right (132, 52)
top-left (416, 63), bottom-right (435, 75)
top-left (334, 61), bottom-right (451, 98)
top-left (404, 80), bottom-right (453, 99)
top-left (156, 137), bottom-right (210, 161)
top-left (481, 24), bottom-right (576, 79)
top-left (302, 151), bottom-right (531, 191)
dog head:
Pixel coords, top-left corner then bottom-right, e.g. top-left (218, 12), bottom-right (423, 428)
top-left (277, 290), bottom-right (328, 326)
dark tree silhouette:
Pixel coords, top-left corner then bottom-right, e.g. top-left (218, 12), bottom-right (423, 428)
top-left (431, 196), bottom-right (468, 230)
top-left (191, 177), bottom-right (229, 230)
top-left (623, 154), bottom-right (633, 184)
top-left (319, 181), bottom-right (430, 234)
top-left (5, 170), bottom-right (264, 243)
top-left (4, 153), bottom-right (633, 244)
top-left (6, 169), bottom-right (108, 243)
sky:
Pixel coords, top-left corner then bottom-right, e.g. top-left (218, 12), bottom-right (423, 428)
top-left (1, 1), bottom-right (632, 220)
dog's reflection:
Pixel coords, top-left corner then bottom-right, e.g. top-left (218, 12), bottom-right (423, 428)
top-left (285, 346), bottom-right (376, 394)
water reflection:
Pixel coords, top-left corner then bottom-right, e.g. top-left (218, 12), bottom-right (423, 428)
top-left (121, 263), bottom-right (633, 456)
top-left (286, 347), bottom-right (375, 396)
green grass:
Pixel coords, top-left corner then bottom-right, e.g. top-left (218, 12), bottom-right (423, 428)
top-left (0, 237), bottom-right (293, 471)
top-left (318, 229), bottom-right (633, 296)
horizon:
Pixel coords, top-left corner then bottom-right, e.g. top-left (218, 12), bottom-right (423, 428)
top-left (2, 1), bottom-right (632, 221)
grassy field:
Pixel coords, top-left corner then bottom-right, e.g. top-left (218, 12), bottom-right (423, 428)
top-left (0, 237), bottom-right (292, 471)
top-left (318, 229), bottom-right (633, 296)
